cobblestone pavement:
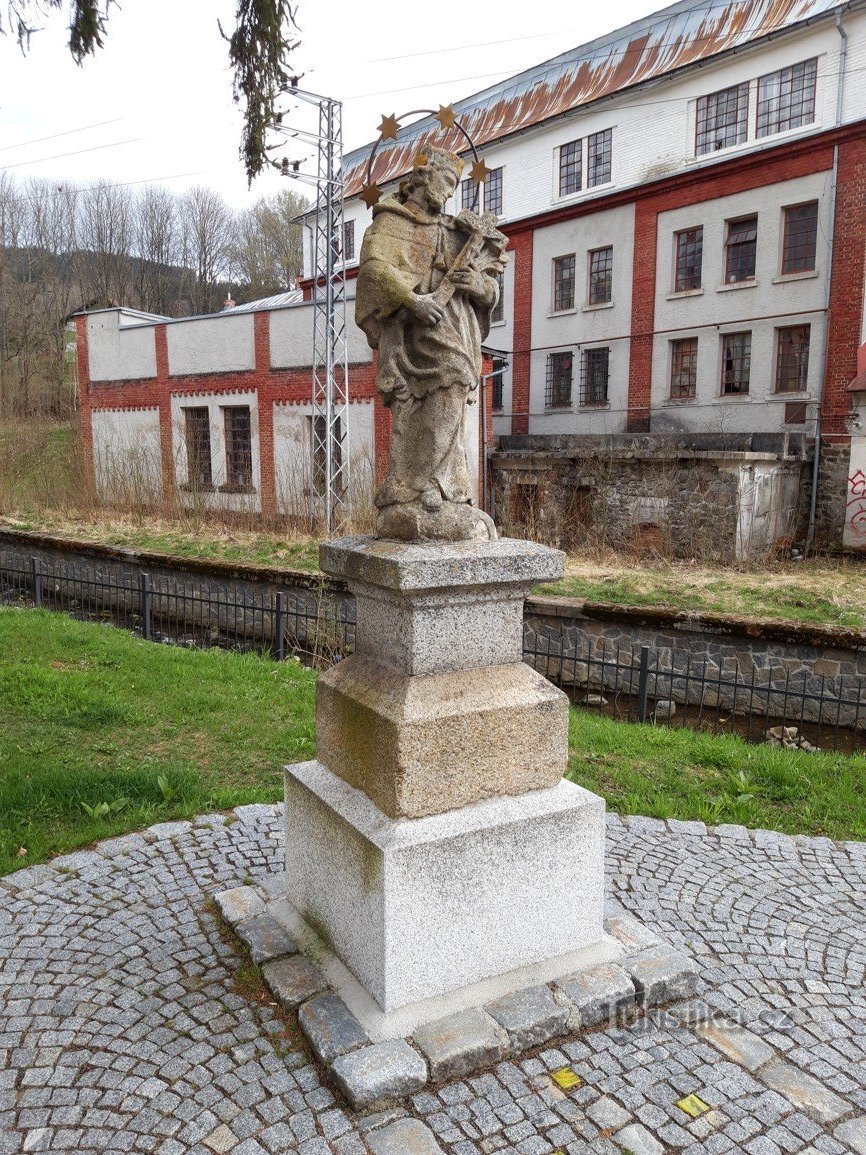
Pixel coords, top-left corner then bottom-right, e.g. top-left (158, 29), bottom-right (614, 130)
top-left (2, 806), bottom-right (866, 1155)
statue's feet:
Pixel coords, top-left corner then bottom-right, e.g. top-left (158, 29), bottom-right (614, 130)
top-left (420, 487), bottom-right (443, 512)
top-left (376, 500), bottom-right (497, 543)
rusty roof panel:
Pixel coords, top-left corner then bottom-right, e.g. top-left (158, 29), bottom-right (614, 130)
top-left (344, 0), bottom-right (847, 196)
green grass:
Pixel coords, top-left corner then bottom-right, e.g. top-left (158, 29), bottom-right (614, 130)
top-left (567, 710), bottom-right (866, 840)
top-left (0, 607), bottom-right (315, 875)
top-left (2, 608), bottom-right (864, 878)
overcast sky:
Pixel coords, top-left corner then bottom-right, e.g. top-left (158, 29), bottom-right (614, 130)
top-left (1, 0), bottom-right (665, 209)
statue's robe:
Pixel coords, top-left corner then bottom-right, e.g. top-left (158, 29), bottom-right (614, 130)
top-left (355, 195), bottom-right (494, 509)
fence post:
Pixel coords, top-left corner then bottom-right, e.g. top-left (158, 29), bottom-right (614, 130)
top-left (30, 556), bottom-right (43, 608)
top-left (637, 646), bottom-right (650, 723)
top-left (139, 572), bottom-right (153, 641)
top-left (275, 592), bottom-right (286, 661)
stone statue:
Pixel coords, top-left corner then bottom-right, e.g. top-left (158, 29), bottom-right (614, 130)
top-left (355, 149), bottom-right (508, 541)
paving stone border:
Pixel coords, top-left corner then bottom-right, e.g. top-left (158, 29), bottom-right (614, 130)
top-left (3, 804), bottom-right (866, 1154)
top-left (214, 883), bottom-right (700, 1109)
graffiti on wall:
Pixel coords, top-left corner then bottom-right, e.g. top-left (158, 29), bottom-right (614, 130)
top-left (846, 468), bottom-right (866, 539)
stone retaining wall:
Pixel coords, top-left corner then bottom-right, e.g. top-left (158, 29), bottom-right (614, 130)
top-left (524, 597), bottom-right (866, 731)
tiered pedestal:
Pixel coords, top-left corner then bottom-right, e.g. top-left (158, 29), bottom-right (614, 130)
top-left (282, 537), bottom-right (611, 1036)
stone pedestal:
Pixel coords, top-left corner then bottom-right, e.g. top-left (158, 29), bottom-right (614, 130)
top-left (282, 536), bottom-right (610, 1033)
top-left (315, 536), bottom-right (569, 819)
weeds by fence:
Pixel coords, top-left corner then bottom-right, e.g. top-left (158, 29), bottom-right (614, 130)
top-left (2, 550), bottom-right (863, 753)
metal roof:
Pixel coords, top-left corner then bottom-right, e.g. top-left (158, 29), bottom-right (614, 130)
top-left (221, 289), bottom-right (304, 313)
top-left (343, 0), bottom-right (850, 197)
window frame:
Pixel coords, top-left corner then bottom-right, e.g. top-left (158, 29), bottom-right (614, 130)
top-left (669, 337), bottom-right (699, 400)
top-left (587, 246), bottom-right (613, 306)
top-left (552, 254), bottom-right (577, 313)
top-left (756, 57), bottom-right (818, 138)
top-left (342, 219), bottom-right (355, 262)
top-left (182, 406), bottom-right (213, 491)
top-left (695, 82), bottom-right (750, 156)
top-left (774, 324), bottom-right (811, 394)
top-left (781, 201), bottom-right (819, 275)
top-left (544, 350), bottom-right (573, 409)
top-left (720, 331), bottom-right (752, 396)
top-left (586, 129), bottom-right (613, 188)
top-left (673, 226), bottom-right (704, 293)
top-left (558, 139), bottom-right (582, 197)
top-left (724, 214), bottom-right (758, 284)
top-left (485, 166), bottom-right (504, 216)
top-left (579, 347), bottom-right (610, 407)
top-left (222, 405), bottom-right (254, 492)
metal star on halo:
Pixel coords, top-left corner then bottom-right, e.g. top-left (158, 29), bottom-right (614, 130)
top-left (377, 113), bottom-right (400, 141)
top-left (360, 183), bottom-right (383, 208)
top-left (434, 104), bottom-right (457, 129)
top-left (470, 157), bottom-right (492, 184)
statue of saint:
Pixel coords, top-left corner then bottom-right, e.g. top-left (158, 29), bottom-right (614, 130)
top-left (355, 148), bottom-right (508, 541)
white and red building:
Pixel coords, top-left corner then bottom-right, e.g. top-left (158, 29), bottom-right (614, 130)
top-left (327, 0), bottom-right (866, 555)
top-left (79, 0), bottom-right (866, 554)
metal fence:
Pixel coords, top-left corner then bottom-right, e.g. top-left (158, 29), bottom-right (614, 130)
top-left (2, 550), bottom-right (863, 754)
top-left (523, 627), bottom-right (866, 754)
top-left (0, 553), bottom-right (355, 666)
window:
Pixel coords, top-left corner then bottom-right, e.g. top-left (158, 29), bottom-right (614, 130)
top-left (721, 332), bottom-right (751, 395)
top-left (491, 271), bottom-right (505, 323)
top-left (775, 325), bottom-right (810, 393)
top-left (725, 215), bottom-right (758, 283)
top-left (781, 202), bottom-right (818, 274)
top-left (757, 58), bottom-right (817, 137)
top-left (485, 167), bottom-right (503, 216)
top-left (343, 220), bottom-right (355, 262)
top-left (491, 357), bottom-right (507, 411)
top-left (695, 82), bottom-right (749, 155)
top-left (559, 139), bottom-right (582, 196)
top-left (545, 351), bottom-right (573, 408)
top-left (311, 415), bottom-right (344, 497)
top-left (183, 407), bottom-right (212, 489)
top-left (588, 246), bottom-right (613, 305)
top-left (587, 129), bottom-right (612, 187)
top-left (674, 227), bottom-right (703, 292)
top-left (553, 255), bottom-right (576, 312)
top-left (670, 338), bottom-right (698, 399)
top-left (223, 405), bottom-right (253, 490)
top-left (461, 178), bottom-right (478, 211)
top-left (580, 347), bottom-right (610, 405)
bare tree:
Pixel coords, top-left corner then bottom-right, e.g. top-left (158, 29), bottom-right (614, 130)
top-left (79, 179), bottom-right (133, 304)
top-left (230, 187), bottom-right (307, 298)
top-left (180, 185), bottom-right (233, 314)
top-left (135, 185), bottom-right (178, 315)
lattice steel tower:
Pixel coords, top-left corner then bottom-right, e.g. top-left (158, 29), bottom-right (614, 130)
top-left (277, 87), bottom-right (350, 535)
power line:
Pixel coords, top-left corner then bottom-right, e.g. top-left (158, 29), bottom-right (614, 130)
top-left (0, 137), bottom-right (143, 171)
top-left (0, 118), bottom-right (124, 154)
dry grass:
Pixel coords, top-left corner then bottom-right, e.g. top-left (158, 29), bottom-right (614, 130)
top-left (543, 545), bottom-right (866, 628)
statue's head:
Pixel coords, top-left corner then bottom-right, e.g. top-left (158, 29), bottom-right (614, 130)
top-left (400, 148), bottom-right (463, 211)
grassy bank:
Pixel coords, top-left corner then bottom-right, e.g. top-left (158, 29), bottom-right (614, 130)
top-left (2, 608), bottom-right (864, 876)
top-left (542, 553), bottom-right (866, 629)
top-left (4, 511), bottom-right (864, 627)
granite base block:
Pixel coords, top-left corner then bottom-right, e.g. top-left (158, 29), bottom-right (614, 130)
top-left (283, 759), bottom-right (606, 1015)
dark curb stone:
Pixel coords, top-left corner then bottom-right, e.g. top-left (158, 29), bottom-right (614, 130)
top-left (413, 1008), bottom-right (507, 1081)
top-left (485, 984), bottom-right (570, 1051)
top-left (235, 915), bottom-right (298, 965)
top-left (298, 993), bottom-right (370, 1065)
top-left (624, 946), bottom-right (700, 1006)
top-left (330, 1041), bottom-right (427, 1111)
top-left (555, 962), bottom-right (636, 1027)
top-left (262, 955), bottom-right (329, 1010)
